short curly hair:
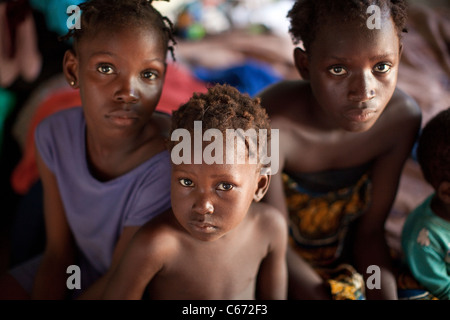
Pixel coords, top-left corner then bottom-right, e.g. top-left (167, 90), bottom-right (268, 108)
top-left (287, 0), bottom-right (408, 52)
top-left (60, 0), bottom-right (176, 60)
top-left (417, 108), bottom-right (450, 189)
top-left (169, 84), bottom-right (271, 165)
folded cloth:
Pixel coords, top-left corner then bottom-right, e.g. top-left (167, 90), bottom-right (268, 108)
top-left (316, 264), bottom-right (366, 300)
top-left (283, 171), bottom-right (371, 267)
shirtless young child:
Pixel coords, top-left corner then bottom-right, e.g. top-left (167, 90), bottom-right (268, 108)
top-left (258, 0), bottom-right (421, 299)
top-left (103, 84), bottom-right (287, 300)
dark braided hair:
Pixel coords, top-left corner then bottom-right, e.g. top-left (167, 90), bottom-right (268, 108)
top-left (417, 108), bottom-right (450, 189)
top-left (287, 0), bottom-right (408, 53)
top-left (60, 0), bottom-right (176, 60)
top-left (169, 84), bottom-right (271, 163)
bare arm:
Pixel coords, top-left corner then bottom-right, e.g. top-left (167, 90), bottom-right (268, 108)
top-left (256, 208), bottom-right (288, 300)
top-left (264, 171), bottom-right (331, 299)
top-left (32, 150), bottom-right (76, 299)
top-left (76, 225), bottom-right (140, 299)
top-left (353, 96), bottom-right (421, 300)
top-left (262, 131), bottom-right (331, 299)
top-left (102, 223), bottom-right (166, 300)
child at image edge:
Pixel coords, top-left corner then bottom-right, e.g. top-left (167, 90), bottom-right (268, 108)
top-left (401, 108), bottom-right (450, 300)
top-left (258, 0), bottom-right (421, 299)
top-left (103, 84), bottom-right (288, 300)
top-left (0, 0), bottom-right (176, 299)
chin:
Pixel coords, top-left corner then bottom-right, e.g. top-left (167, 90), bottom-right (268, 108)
top-left (343, 117), bottom-right (379, 132)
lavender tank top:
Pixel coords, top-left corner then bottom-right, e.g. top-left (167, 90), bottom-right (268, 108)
top-left (35, 107), bottom-right (171, 280)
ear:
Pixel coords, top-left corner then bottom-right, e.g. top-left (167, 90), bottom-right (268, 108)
top-left (399, 43), bottom-right (403, 59)
top-left (294, 47), bottom-right (310, 80)
top-left (63, 49), bottom-right (79, 89)
top-left (437, 181), bottom-right (450, 204)
top-left (253, 172), bottom-right (271, 202)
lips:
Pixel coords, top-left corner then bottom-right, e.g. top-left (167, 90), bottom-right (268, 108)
top-left (105, 110), bottom-right (139, 126)
top-left (343, 107), bottom-right (377, 122)
top-left (189, 220), bottom-right (217, 233)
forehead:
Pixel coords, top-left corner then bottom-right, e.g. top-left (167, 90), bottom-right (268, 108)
top-left (76, 20), bottom-right (166, 50)
top-left (309, 14), bottom-right (399, 60)
top-left (172, 161), bottom-right (259, 179)
top-left (75, 25), bottom-right (166, 60)
top-left (170, 132), bottom-right (264, 169)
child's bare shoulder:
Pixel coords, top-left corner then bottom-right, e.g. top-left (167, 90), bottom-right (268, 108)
top-left (377, 88), bottom-right (421, 140)
top-left (388, 88), bottom-right (422, 122)
top-left (131, 210), bottom-right (184, 257)
top-left (250, 202), bottom-right (287, 238)
top-left (258, 80), bottom-right (310, 117)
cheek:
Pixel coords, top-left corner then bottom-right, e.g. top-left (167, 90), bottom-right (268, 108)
top-left (310, 78), bottom-right (345, 112)
top-left (79, 78), bottom-right (107, 107)
top-left (382, 73), bottom-right (398, 96)
top-left (222, 194), bottom-right (252, 224)
top-left (142, 83), bottom-right (164, 104)
top-left (375, 75), bottom-right (398, 109)
top-left (170, 184), bottom-right (189, 210)
top-left (311, 71), bottom-right (344, 96)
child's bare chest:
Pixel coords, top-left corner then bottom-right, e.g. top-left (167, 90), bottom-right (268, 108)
top-left (283, 123), bottom-right (389, 172)
top-left (149, 230), bottom-right (268, 299)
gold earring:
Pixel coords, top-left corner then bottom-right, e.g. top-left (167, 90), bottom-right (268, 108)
top-left (70, 80), bottom-right (76, 87)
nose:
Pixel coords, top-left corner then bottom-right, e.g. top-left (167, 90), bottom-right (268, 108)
top-left (348, 72), bottom-right (375, 103)
top-left (192, 191), bottom-right (214, 215)
top-left (114, 76), bottom-right (140, 105)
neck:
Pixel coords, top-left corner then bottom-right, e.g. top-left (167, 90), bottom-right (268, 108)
top-left (431, 194), bottom-right (450, 222)
top-left (85, 122), bottom-right (162, 181)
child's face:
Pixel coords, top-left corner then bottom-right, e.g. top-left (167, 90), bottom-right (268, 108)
top-left (66, 26), bottom-right (167, 133)
top-left (305, 15), bottom-right (401, 132)
top-left (171, 160), bottom-right (264, 242)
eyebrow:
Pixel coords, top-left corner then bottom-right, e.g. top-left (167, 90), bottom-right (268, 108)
top-left (209, 173), bottom-right (237, 180)
top-left (368, 53), bottom-right (396, 61)
top-left (89, 51), bottom-right (114, 59)
top-left (329, 53), bottom-right (395, 62)
top-left (89, 51), bottom-right (165, 65)
top-left (173, 167), bottom-right (242, 180)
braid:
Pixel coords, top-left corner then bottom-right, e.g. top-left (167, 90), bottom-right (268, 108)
top-left (60, 0), bottom-right (176, 60)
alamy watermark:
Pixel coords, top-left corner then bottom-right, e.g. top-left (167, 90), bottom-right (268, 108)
top-left (65, 264), bottom-right (382, 291)
top-left (66, 5), bottom-right (81, 30)
top-left (170, 121), bottom-right (279, 175)
top-left (66, 4), bottom-right (382, 31)
top-left (366, 5), bottom-right (381, 30)
top-left (66, 265), bottom-right (81, 290)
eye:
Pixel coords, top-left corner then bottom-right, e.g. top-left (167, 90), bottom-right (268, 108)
top-left (97, 64), bottom-right (114, 75)
top-left (374, 63), bottom-right (391, 73)
top-left (328, 66), bottom-right (347, 76)
top-left (179, 178), bottom-right (194, 187)
top-left (217, 182), bottom-right (234, 191)
top-left (142, 70), bottom-right (157, 80)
